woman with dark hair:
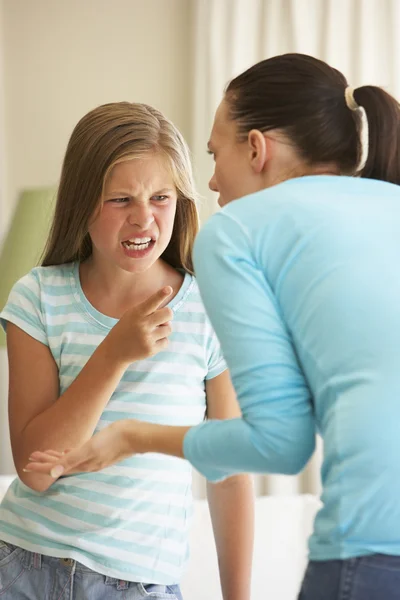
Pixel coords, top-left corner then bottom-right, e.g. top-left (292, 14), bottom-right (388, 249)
top-left (27, 54), bottom-right (400, 599)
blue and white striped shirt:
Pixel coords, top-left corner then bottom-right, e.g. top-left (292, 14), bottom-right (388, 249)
top-left (0, 262), bottom-right (226, 583)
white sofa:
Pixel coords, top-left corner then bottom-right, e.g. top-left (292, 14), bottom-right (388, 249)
top-left (0, 476), bottom-right (320, 599)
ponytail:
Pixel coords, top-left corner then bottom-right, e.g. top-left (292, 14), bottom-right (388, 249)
top-left (354, 86), bottom-right (400, 185)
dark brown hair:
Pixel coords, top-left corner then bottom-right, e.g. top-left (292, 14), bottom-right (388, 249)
top-left (42, 102), bottom-right (199, 272)
top-left (225, 53), bottom-right (400, 185)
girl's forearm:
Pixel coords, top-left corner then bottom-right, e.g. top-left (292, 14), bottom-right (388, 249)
top-left (207, 476), bottom-right (254, 600)
top-left (21, 338), bottom-right (128, 487)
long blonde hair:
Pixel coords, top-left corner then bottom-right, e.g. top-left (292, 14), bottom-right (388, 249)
top-left (42, 102), bottom-right (199, 273)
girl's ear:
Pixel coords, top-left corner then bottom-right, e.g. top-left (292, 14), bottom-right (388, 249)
top-left (247, 129), bottom-right (270, 174)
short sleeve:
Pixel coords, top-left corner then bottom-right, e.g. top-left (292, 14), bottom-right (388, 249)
top-left (205, 327), bottom-right (227, 380)
top-left (0, 270), bottom-right (48, 346)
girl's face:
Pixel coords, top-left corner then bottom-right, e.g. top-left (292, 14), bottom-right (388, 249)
top-left (88, 153), bottom-right (178, 274)
top-left (207, 100), bottom-right (262, 207)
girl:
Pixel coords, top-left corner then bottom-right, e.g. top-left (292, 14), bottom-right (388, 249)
top-left (0, 102), bottom-right (253, 599)
top-left (30, 54), bottom-right (400, 600)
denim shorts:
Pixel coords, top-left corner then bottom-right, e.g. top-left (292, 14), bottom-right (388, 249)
top-left (0, 541), bottom-right (183, 599)
top-left (298, 554), bottom-right (400, 600)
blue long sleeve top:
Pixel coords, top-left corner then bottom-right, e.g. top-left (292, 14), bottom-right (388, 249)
top-left (184, 175), bottom-right (400, 559)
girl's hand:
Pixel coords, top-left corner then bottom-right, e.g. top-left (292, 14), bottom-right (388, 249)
top-left (23, 420), bottom-right (143, 479)
top-left (105, 286), bottom-right (173, 366)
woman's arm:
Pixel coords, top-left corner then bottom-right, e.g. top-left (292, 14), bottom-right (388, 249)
top-left (183, 210), bottom-right (316, 480)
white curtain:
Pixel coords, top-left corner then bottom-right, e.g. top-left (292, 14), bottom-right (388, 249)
top-left (190, 0), bottom-right (400, 498)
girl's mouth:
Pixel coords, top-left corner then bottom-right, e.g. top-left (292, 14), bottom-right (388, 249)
top-left (121, 237), bottom-right (156, 257)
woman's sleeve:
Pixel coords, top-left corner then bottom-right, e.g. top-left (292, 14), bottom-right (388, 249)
top-left (183, 212), bottom-right (315, 481)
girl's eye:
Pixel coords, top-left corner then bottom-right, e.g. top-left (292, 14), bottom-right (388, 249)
top-left (108, 197), bottom-right (130, 204)
top-left (152, 195), bottom-right (168, 202)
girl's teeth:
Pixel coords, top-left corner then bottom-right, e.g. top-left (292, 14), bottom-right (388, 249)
top-left (122, 240), bottom-right (152, 250)
top-left (131, 237), bottom-right (151, 244)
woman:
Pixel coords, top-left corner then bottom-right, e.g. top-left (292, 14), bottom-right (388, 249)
top-left (26, 54), bottom-right (400, 599)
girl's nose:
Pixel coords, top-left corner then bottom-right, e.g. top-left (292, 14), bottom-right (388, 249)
top-left (127, 204), bottom-right (155, 230)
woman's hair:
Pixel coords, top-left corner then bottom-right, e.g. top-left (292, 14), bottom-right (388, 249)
top-left (225, 53), bottom-right (400, 185)
top-left (41, 102), bottom-right (198, 273)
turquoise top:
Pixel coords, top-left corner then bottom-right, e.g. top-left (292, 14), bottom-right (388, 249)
top-left (184, 175), bottom-right (400, 560)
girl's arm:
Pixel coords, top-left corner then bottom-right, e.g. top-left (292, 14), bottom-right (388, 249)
top-left (9, 287), bottom-right (171, 492)
top-left (24, 372), bottom-right (254, 598)
top-left (205, 371), bottom-right (254, 600)
top-left (8, 323), bottom-right (126, 492)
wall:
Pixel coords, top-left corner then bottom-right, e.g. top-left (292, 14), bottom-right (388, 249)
top-left (0, 1), bottom-right (6, 238)
top-left (1, 0), bottom-right (192, 233)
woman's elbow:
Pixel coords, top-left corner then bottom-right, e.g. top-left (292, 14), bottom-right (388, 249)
top-left (276, 438), bottom-right (316, 475)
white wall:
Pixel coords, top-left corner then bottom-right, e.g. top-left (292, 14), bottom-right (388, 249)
top-left (0, 1), bottom-right (6, 239)
top-left (1, 0), bottom-right (192, 233)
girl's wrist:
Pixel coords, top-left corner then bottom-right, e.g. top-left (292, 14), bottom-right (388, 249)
top-left (99, 335), bottom-right (130, 371)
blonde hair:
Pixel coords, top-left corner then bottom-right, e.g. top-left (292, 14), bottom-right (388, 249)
top-left (42, 102), bottom-right (199, 273)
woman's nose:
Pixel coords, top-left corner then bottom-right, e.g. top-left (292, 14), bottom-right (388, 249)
top-left (209, 172), bottom-right (218, 193)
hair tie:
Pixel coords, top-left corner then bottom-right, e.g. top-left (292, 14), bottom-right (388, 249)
top-left (345, 86), bottom-right (360, 111)
top-left (344, 86), bottom-right (369, 171)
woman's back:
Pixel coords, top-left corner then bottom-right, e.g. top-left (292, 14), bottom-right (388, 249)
top-left (194, 174), bottom-right (400, 559)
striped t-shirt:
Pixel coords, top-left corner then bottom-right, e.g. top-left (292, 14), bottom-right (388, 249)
top-left (0, 262), bottom-right (226, 584)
